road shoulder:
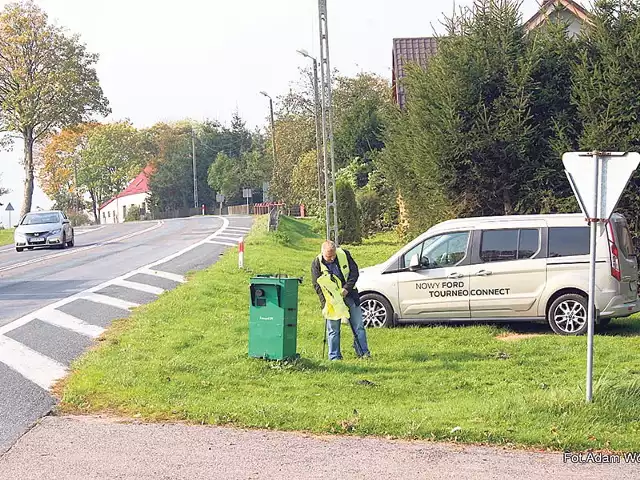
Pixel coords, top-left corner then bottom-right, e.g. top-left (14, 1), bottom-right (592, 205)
top-left (0, 415), bottom-right (635, 480)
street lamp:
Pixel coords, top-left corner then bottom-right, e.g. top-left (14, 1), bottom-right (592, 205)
top-left (297, 49), bottom-right (324, 206)
top-left (260, 91), bottom-right (278, 184)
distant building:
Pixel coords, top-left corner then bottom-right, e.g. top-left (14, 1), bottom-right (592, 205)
top-left (392, 0), bottom-right (590, 109)
top-left (99, 165), bottom-right (153, 223)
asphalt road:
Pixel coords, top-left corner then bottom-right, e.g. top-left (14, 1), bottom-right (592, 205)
top-left (0, 215), bottom-right (252, 453)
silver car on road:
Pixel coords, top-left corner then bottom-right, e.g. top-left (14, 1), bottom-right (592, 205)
top-left (14, 210), bottom-right (75, 252)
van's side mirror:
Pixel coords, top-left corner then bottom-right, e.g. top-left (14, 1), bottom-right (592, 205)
top-left (409, 254), bottom-right (421, 271)
top-left (410, 254), bottom-right (430, 271)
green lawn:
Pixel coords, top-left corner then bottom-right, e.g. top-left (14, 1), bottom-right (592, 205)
top-left (59, 216), bottom-right (640, 452)
top-left (0, 228), bottom-right (14, 246)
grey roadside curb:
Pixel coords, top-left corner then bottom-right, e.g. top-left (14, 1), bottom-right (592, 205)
top-left (0, 415), bottom-right (637, 480)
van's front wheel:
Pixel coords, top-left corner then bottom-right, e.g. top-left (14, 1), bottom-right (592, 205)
top-left (548, 294), bottom-right (588, 335)
top-left (360, 293), bottom-right (394, 328)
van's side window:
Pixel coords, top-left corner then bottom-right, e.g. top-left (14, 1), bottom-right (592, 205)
top-left (403, 232), bottom-right (469, 269)
top-left (518, 229), bottom-right (539, 258)
top-left (480, 229), bottom-right (540, 262)
top-left (548, 227), bottom-right (590, 257)
top-left (421, 232), bottom-right (469, 268)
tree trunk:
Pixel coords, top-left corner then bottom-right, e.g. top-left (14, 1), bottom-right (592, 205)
top-left (20, 130), bottom-right (35, 218)
top-left (90, 190), bottom-right (100, 224)
top-left (503, 188), bottom-right (513, 215)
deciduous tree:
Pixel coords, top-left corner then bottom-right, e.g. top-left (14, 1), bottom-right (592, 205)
top-left (80, 121), bottom-right (149, 223)
top-left (37, 123), bottom-right (98, 212)
top-left (0, 1), bottom-right (110, 217)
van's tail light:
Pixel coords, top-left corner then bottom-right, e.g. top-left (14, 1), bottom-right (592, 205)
top-left (607, 221), bottom-right (622, 281)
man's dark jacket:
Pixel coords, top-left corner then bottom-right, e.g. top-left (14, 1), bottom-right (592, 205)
top-left (311, 249), bottom-right (360, 309)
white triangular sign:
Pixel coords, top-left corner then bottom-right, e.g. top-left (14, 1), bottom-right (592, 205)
top-left (5, 202), bottom-right (13, 211)
top-left (562, 152), bottom-right (640, 220)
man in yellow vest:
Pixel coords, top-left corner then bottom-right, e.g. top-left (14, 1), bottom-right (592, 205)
top-left (311, 240), bottom-right (371, 360)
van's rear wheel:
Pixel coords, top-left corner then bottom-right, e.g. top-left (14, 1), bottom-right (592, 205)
top-left (548, 294), bottom-right (588, 335)
top-left (360, 293), bottom-right (394, 328)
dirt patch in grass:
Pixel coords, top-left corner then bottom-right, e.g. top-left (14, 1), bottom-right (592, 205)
top-left (496, 333), bottom-right (545, 342)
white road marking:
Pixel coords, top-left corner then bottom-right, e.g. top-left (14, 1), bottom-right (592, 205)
top-left (74, 226), bottom-right (107, 236)
top-left (0, 336), bottom-right (67, 390)
top-left (113, 279), bottom-right (164, 295)
top-left (0, 216), bottom-right (237, 390)
top-left (0, 221), bottom-right (164, 274)
top-left (210, 235), bottom-right (241, 242)
top-left (139, 269), bottom-right (186, 284)
top-left (141, 217), bottom-right (231, 272)
top-left (82, 293), bottom-right (139, 311)
top-left (37, 309), bottom-right (104, 338)
top-left (206, 240), bottom-right (238, 247)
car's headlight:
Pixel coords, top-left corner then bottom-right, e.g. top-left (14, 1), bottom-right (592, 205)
top-left (49, 229), bottom-right (61, 235)
top-left (14, 232), bottom-right (25, 240)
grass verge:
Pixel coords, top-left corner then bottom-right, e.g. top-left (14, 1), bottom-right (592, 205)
top-left (0, 228), bottom-right (14, 246)
top-left (59, 216), bottom-right (640, 452)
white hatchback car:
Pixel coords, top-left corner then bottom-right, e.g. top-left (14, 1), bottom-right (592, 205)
top-left (357, 213), bottom-right (639, 335)
top-left (14, 210), bottom-right (75, 252)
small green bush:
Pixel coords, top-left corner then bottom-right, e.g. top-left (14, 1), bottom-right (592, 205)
top-left (125, 205), bottom-right (142, 222)
top-left (67, 210), bottom-right (92, 227)
top-left (356, 189), bottom-right (382, 237)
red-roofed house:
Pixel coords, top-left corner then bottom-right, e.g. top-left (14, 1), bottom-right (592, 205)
top-left (99, 165), bottom-right (154, 223)
top-left (392, 0), bottom-right (590, 109)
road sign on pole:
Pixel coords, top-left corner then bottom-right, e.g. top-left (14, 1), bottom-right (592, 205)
top-left (5, 202), bottom-right (14, 228)
top-left (243, 189), bottom-right (252, 215)
top-left (562, 151), bottom-right (640, 403)
top-left (216, 194), bottom-right (225, 216)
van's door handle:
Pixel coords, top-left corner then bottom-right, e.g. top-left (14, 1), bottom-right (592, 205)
top-left (448, 273), bottom-right (463, 279)
top-left (475, 270), bottom-right (492, 277)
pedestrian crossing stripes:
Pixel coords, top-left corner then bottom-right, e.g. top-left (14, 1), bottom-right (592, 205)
top-left (112, 279), bottom-right (165, 296)
top-left (0, 219), bottom-right (252, 395)
top-left (0, 336), bottom-right (67, 390)
top-left (37, 309), bottom-right (104, 338)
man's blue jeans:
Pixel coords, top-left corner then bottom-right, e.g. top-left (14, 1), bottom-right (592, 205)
top-left (326, 296), bottom-right (370, 360)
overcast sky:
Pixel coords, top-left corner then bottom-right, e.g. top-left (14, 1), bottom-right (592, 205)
top-left (0, 0), bottom-right (545, 226)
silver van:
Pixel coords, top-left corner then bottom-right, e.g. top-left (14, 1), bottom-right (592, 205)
top-left (357, 213), bottom-right (639, 335)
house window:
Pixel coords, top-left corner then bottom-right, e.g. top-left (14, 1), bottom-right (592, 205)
top-left (108, 211), bottom-right (111, 218)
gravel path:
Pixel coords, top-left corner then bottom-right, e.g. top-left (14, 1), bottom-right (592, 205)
top-left (0, 416), bottom-right (638, 480)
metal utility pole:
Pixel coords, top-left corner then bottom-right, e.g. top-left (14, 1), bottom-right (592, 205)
top-left (318, 0), bottom-right (339, 244)
top-left (297, 49), bottom-right (324, 206)
top-left (260, 91), bottom-right (278, 174)
top-left (192, 128), bottom-right (199, 209)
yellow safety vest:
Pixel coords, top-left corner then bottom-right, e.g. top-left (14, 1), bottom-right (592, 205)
top-left (318, 248), bottom-right (350, 280)
top-left (316, 248), bottom-right (351, 321)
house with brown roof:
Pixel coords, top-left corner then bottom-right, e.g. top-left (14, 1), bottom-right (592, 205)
top-left (392, 0), bottom-right (590, 109)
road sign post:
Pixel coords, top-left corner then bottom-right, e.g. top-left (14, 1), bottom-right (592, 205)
top-left (243, 188), bottom-right (252, 215)
top-left (216, 193), bottom-right (225, 216)
top-left (5, 202), bottom-right (14, 228)
top-left (563, 151), bottom-right (640, 403)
